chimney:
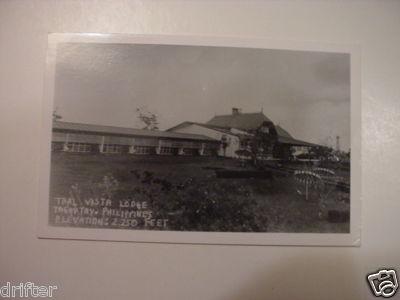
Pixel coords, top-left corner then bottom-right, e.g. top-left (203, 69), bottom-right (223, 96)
top-left (232, 107), bottom-right (241, 115)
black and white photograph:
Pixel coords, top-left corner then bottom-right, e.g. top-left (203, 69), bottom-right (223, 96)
top-left (38, 34), bottom-right (360, 245)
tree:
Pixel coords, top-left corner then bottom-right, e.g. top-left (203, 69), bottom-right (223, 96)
top-left (52, 109), bottom-right (62, 121)
top-left (248, 121), bottom-right (278, 165)
top-left (312, 146), bottom-right (333, 160)
top-left (136, 107), bottom-right (159, 130)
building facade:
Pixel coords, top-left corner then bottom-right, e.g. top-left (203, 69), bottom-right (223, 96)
top-left (51, 121), bottom-right (220, 156)
top-left (165, 122), bottom-right (248, 158)
top-left (52, 109), bottom-right (319, 160)
top-left (168, 108), bottom-right (319, 160)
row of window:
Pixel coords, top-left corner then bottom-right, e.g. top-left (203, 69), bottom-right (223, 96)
top-left (132, 146), bottom-right (154, 155)
top-left (102, 144), bottom-right (123, 154)
top-left (159, 147), bottom-right (175, 155)
top-left (65, 143), bottom-right (92, 153)
top-left (62, 143), bottom-right (121, 153)
top-left (57, 143), bottom-right (217, 156)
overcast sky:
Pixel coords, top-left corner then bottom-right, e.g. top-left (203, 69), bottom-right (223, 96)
top-left (54, 42), bottom-right (350, 150)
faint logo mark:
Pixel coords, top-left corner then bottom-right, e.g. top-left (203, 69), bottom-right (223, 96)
top-left (367, 269), bottom-right (398, 298)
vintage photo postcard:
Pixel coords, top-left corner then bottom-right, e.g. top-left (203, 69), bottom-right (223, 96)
top-left (38, 34), bottom-right (361, 246)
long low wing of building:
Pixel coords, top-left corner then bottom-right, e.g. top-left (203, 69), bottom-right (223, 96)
top-left (52, 121), bottom-right (221, 156)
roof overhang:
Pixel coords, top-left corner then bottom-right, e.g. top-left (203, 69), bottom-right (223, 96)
top-left (277, 136), bottom-right (321, 147)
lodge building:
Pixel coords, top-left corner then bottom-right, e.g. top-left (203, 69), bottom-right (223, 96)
top-left (52, 108), bottom-right (318, 159)
top-left (168, 108), bottom-right (318, 160)
top-left (51, 121), bottom-right (220, 156)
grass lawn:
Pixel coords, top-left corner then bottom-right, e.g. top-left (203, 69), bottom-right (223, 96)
top-left (49, 152), bottom-right (350, 233)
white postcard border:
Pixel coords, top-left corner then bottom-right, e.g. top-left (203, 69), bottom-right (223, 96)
top-left (37, 33), bottom-right (361, 246)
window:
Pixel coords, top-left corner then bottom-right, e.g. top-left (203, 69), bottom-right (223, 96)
top-left (202, 149), bottom-right (217, 156)
top-left (239, 140), bottom-right (249, 149)
top-left (260, 126), bottom-right (270, 134)
top-left (102, 144), bottom-right (122, 154)
top-left (133, 146), bottom-right (154, 155)
top-left (66, 143), bottom-right (92, 153)
top-left (182, 148), bottom-right (197, 156)
top-left (159, 147), bottom-right (175, 155)
top-left (51, 142), bottom-right (64, 152)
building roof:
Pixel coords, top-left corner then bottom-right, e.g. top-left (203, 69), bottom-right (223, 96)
top-left (274, 125), bottom-right (320, 147)
top-left (167, 121), bottom-right (241, 137)
top-left (206, 112), bottom-right (272, 131)
top-left (275, 125), bottom-right (293, 139)
top-left (168, 121), bottom-right (319, 147)
top-left (277, 135), bottom-right (320, 147)
top-left (53, 121), bottom-right (218, 142)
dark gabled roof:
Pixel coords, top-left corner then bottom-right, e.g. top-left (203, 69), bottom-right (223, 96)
top-left (53, 121), bottom-right (217, 142)
top-left (206, 112), bottom-right (272, 131)
top-left (275, 125), bottom-right (293, 139)
top-left (274, 125), bottom-right (320, 147)
top-left (167, 121), bottom-right (319, 147)
top-left (277, 135), bottom-right (320, 147)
